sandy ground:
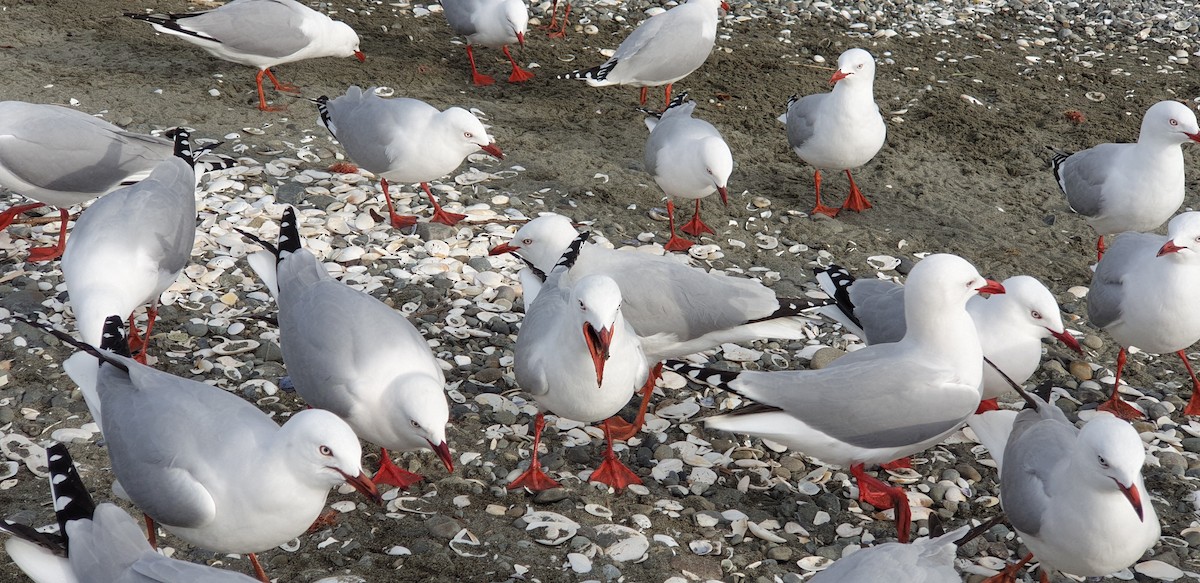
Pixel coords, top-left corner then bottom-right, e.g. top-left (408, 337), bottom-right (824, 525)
top-left (2, 0), bottom-right (1200, 581)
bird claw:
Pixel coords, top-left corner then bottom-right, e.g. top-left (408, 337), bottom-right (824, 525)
top-left (589, 452), bottom-right (641, 490)
top-left (1097, 395), bottom-right (1144, 420)
top-left (974, 398), bottom-right (1000, 414)
top-left (663, 234), bottom-right (694, 252)
top-left (430, 209), bottom-right (468, 226)
top-left (679, 215), bottom-right (714, 237)
top-left (26, 244), bottom-right (64, 262)
top-left (389, 213), bottom-right (419, 229)
top-left (507, 464), bottom-right (561, 492)
top-left (508, 68), bottom-right (535, 83)
top-left (810, 204), bottom-right (840, 218)
top-left (471, 73), bottom-right (497, 86)
top-left (373, 456), bottom-right (425, 489)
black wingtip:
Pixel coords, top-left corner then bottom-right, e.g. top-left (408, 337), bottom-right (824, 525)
top-left (47, 443), bottom-right (96, 555)
top-left (556, 60), bottom-right (616, 82)
top-left (168, 129), bottom-right (196, 170)
top-left (315, 96), bottom-right (336, 137)
top-left (278, 206), bottom-right (302, 257)
top-left (12, 316), bottom-right (129, 373)
top-left (99, 316), bottom-right (131, 358)
top-left (662, 359), bottom-right (742, 390)
top-left (554, 231), bottom-right (589, 271)
top-left (666, 91), bottom-right (689, 111)
top-left (745, 296), bottom-right (832, 325)
top-left (814, 264), bottom-right (864, 330)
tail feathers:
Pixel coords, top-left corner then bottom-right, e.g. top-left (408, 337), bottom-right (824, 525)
top-left (99, 317), bottom-right (130, 358)
top-left (278, 206), bottom-right (302, 257)
top-left (663, 360), bottom-right (742, 393)
top-left (553, 231), bottom-right (588, 271)
top-left (124, 11), bottom-right (219, 43)
top-left (47, 444), bottom-right (95, 549)
top-left (557, 59), bottom-right (618, 83)
top-left (166, 129), bottom-right (195, 170)
top-left (745, 296), bottom-right (831, 324)
top-left (314, 96), bottom-right (337, 137)
top-left (813, 264), bottom-right (863, 330)
top-left (638, 91), bottom-right (691, 119)
top-left (1046, 146), bottom-right (1072, 193)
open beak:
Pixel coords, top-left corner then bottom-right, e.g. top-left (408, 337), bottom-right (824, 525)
top-left (354, 51), bottom-right (366, 63)
top-left (975, 279), bottom-right (1006, 295)
top-left (717, 185), bottom-right (729, 206)
top-left (517, 32), bottom-right (525, 47)
top-left (583, 322), bottom-right (613, 387)
top-left (337, 469), bottom-right (382, 505)
top-left (427, 439), bottom-right (454, 473)
top-left (1049, 329), bottom-right (1084, 354)
top-left (481, 143), bottom-right (504, 160)
top-left (1115, 479), bottom-right (1145, 521)
top-left (1158, 240), bottom-right (1184, 256)
top-left (1186, 132), bottom-right (1200, 143)
top-left (489, 242), bottom-right (519, 255)
top-left (829, 70), bottom-right (849, 85)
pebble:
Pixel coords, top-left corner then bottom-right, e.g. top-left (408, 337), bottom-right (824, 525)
top-left (1069, 360), bottom-right (1093, 381)
top-left (424, 515), bottom-right (464, 540)
top-left (808, 347), bottom-right (844, 369)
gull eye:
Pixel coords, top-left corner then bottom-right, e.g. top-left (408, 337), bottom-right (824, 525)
top-left (464, 131), bottom-right (473, 138)
top-left (522, 238), bottom-right (533, 245)
top-left (410, 420), bottom-right (421, 429)
top-left (1098, 455), bottom-right (1109, 468)
top-left (1031, 310), bottom-right (1042, 319)
top-left (856, 63), bottom-right (864, 69)
top-left (320, 445), bottom-right (333, 456)
top-left (580, 300), bottom-right (586, 311)
top-left (1171, 118), bottom-right (1180, 126)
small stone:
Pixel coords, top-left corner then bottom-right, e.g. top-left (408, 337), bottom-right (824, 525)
top-left (424, 515), bottom-right (463, 540)
top-left (766, 546), bottom-right (793, 561)
top-left (1082, 335), bottom-right (1104, 350)
top-left (475, 368), bottom-right (504, 384)
top-left (809, 347), bottom-right (845, 370)
top-left (1068, 361), bottom-right (1092, 381)
top-left (415, 222), bottom-right (456, 241)
top-left (533, 488), bottom-right (570, 504)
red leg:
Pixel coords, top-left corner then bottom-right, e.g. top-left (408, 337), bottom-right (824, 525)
top-left (27, 208), bottom-right (69, 262)
top-left (249, 553), bottom-right (270, 583)
top-left (639, 87), bottom-right (649, 105)
top-left (254, 70), bottom-right (287, 112)
top-left (1096, 235), bottom-right (1106, 261)
top-left (508, 412), bottom-right (561, 491)
top-left (547, 3), bottom-right (570, 38)
top-left (662, 199), bottom-right (694, 252)
top-left (981, 552), bottom-right (1034, 583)
top-left (263, 68), bottom-right (300, 93)
top-left (850, 463), bottom-right (911, 543)
top-left (1098, 349), bottom-right (1144, 420)
top-left (465, 45), bottom-right (496, 86)
top-left (810, 170), bottom-right (839, 217)
top-left (381, 178), bottom-right (418, 228)
top-left (879, 458), bottom-right (911, 470)
top-left (680, 199), bottom-right (715, 236)
top-left (663, 83), bottom-right (673, 109)
top-left (420, 182), bottom-right (467, 226)
top-left (143, 514), bottom-right (158, 548)
top-left (503, 46), bottom-right (535, 83)
top-left (373, 447), bottom-right (425, 489)
top-left (1176, 350), bottom-right (1200, 416)
top-left (841, 169), bottom-right (873, 212)
top-left (605, 362), bottom-right (662, 441)
top-left (540, 0), bottom-right (559, 29)
top-left (974, 397), bottom-right (1000, 414)
top-left (0, 202), bottom-right (45, 229)
top-left (588, 420), bottom-right (642, 490)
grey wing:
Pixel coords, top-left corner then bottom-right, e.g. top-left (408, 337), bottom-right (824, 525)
top-left (845, 278), bottom-right (906, 345)
top-left (999, 413), bottom-right (1075, 536)
top-left (326, 94), bottom-right (420, 173)
top-left (607, 8), bottom-right (713, 83)
top-left (130, 550), bottom-right (260, 582)
top-left (730, 353), bottom-right (980, 450)
top-left (1054, 144), bottom-right (1120, 218)
top-left (1087, 232), bottom-right (1162, 328)
top-left (514, 275), bottom-right (574, 397)
top-left (183, 0), bottom-right (313, 58)
top-left (440, 0), bottom-right (478, 36)
top-left (120, 159), bottom-right (198, 276)
top-left (785, 94), bottom-right (824, 151)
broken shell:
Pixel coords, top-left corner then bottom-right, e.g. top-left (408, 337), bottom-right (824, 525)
top-left (523, 511), bottom-right (580, 546)
top-left (866, 255), bottom-right (901, 271)
top-left (450, 528), bottom-right (487, 557)
top-left (689, 539), bottom-right (717, 556)
top-left (594, 524), bottom-right (649, 562)
top-left (373, 86), bottom-right (396, 97)
top-left (798, 555), bottom-right (834, 572)
top-left (585, 503), bottom-right (613, 520)
top-left (567, 553), bottom-right (593, 573)
top-left (885, 467), bottom-right (922, 484)
top-left (1085, 91), bottom-right (1105, 102)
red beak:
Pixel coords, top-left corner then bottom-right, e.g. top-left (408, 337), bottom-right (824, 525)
top-left (1186, 132), bottom-right (1200, 143)
top-left (517, 32), bottom-right (525, 47)
top-left (829, 70), bottom-right (849, 85)
top-left (481, 143), bottom-right (504, 160)
top-left (1049, 329), bottom-right (1083, 354)
top-left (583, 323), bottom-right (613, 387)
top-left (975, 279), bottom-right (1006, 295)
top-left (1116, 480), bottom-right (1145, 521)
top-left (720, 1), bottom-right (730, 10)
top-left (489, 242), bottom-right (519, 256)
top-left (354, 51), bottom-right (366, 63)
top-left (1158, 240), bottom-right (1184, 256)
top-left (717, 185), bottom-right (728, 206)
top-left (427, 439), bottom-right (454, 473)
top-left (337, 469), bottom-right (382, 504)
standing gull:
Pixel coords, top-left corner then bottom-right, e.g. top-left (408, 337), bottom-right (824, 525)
top-left (441, 0), bottom-right (534, 86)
top-left (557, 0), bottom-right (726, 108)
top-left (808, 526), bottom-right (969, 583)
top-left (642, 92), bottom-right (733, 251)
top-left (0, 101), bottom-right (172, 262)
top-left (316, 85), bottom-right (503, 228)
top-left (489, 213), bottom-right (828, 439)
top-left (50, 316), bottom-right (381, 583)
top-left (60, 130), bottom-right (200, 363)
top-left (126, 0), bottom-right (365, 111)
top-left (1051, 100), bottom-right (1200, 259)
top-left (968, 398), bottom-right (1158, 581)
top-left (781, 48), bottom-right (886, 217)
top-left (667, 254), bottom-right (1003, 542)
top-left (510, 235), bottom-right (650, 491)
top-left (1087, 211), bottom-right (1200, 419)
top-left (243, 207), bottom-right (454, 489)
top-left (816, 266), bottom-right (1082, 412)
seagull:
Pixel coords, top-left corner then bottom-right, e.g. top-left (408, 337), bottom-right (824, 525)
top-left (60, 130), bottom-right (200, 364)
top-left (557, 0), bottom-right (726, 108)
top-left (1087, 211), bottom-right (1200, 419)
top-left (642, 92), bottom-right (733, 251)
top-left (0, 101), bottom-right (175, 262)
top-left (242, 207), bottom-right (454, 489)
top-left (816, 266), bottom-right (1082, 412)
top-left (125, 0), bottom-right (365, 111)
top-left (489, 213), bottom-right (828, 438)
top-left (780, 48), bottom-right (886, 217)
top-left (666, 254), bottom-right (1003, 543)
top-left (808, 526), bottom-right (970, 583)
top-left (1051, 100), bottom-right (1200, 259)
top-left (0, 443), bottom-right (260, 583)
top-left (968, 397), bottom-right (1159, 581)
top-left (441, 0), bottom-right (533, 86)
top-left (47, 316), bottom-right (381, 583)
top-left (315, 86), bottom-right (503, 228)
top-left (510, 234), bottom-right (650, 491)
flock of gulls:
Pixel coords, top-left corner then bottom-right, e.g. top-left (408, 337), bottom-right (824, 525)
top-left (0, 0), bottom-right (1198, 581)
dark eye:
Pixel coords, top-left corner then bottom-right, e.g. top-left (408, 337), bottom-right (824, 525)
top-left (856, 63), bottom-right (864, 69)
top-left (579, 300), bottom-right (586, 311)
top-left (320, 445), bottom-right (333, 456)
top-left (1171, 118), bottom-right (1180, 126)
top-left (1031, 310), bottom-right (1042, 319)
top-left (410, 420), bottom-right (420, 428)
top-left (1098, 456), bottom-right (1109, 468)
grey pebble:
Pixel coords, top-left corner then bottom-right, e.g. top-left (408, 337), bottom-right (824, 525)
top-left (423, 514), bottom-right (463, 540)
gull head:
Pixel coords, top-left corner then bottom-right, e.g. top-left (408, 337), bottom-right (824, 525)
top-left (572, 275), bottom-right (624, 388)
top-left (285, 409), bottom-right (381, 504)
top-left (905, 254), bottom-right (1005, 313)
top-left (444, 108), bottom-right (503, 160)
top-left (1157, 211), bottom-right (1200, 258)
top-left (1140, 100), bottom-right (1200, 145)
top-left (390, 376), bottom-right (454, 473)
top-left (699, 136), bottom-right (734, 205)
top-left (489, 213), bottom-right (578, 272)
top-left (830, 47), bottom-right (876, 86)
top-left (329, 21), bottom-right (365, 62)
top-left (1001, 275), bottom-right (1082, 353)
top-left (1078, 413), bottom-right (1149, 521)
